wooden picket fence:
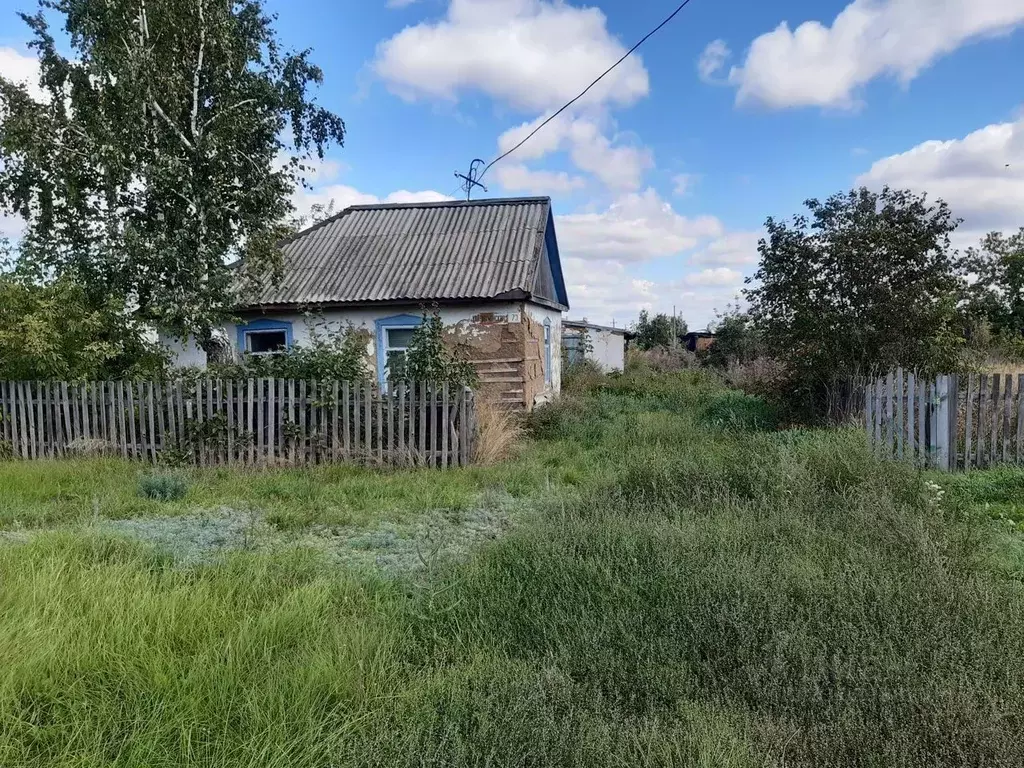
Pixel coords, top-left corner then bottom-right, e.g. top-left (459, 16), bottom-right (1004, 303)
top-left (0, 379), bottom-right (477, 468)
top-left (860, 369), bottom-right (1024, 471)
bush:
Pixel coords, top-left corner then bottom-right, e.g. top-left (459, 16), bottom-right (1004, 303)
top-left (137, 473), bottom-right (189, 501)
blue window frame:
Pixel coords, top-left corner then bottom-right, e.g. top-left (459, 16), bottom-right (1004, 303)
top-left (543, 318), bottom-right (552, 385)
top-left (375, 314), bottom-right (423, 389)
top-left (236, 318), bottom-right (293, 354)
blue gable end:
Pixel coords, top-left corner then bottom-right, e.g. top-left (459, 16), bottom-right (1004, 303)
top-left (544, 210), bottom-right (570, 310)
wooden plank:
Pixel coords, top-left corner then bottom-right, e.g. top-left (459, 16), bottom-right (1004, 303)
top-left (873, 377), bottom-right (883, 451)
top-left (964, 374), bottom-right (974, 471)
top-left (176, 381), bottom-right (186, 461)
top-left (364, 381), bottom-right (373, 464)
top-left (10, 381), bottom-right (21, 456)
top-left (386, 386), bottom-right (394, 464)
top-left (243, 378), bottom-right (253, 465)
top-left (191, 380), bottom-right (202, 465)
top-left (1003, 374), bottom-right (1012, 465)
top-left (153, 381), bottom-right (165, 456)
top-left (146, 381), bottom-right (157, 463)
top-left (895, 368), bottom-right (904, 460)
top-left (299, 379), bottom-right (308, 464)
top-left (441, 382), bottom-right (450, 468)
top-left (164, 380), bottom-right (177, 458)
top-left (352, 381), bottom-right (361, 463)
top-left (398, 383), bottom-right (407, 466)
top-left (459, 387), bottom-right (468, 466)
top-left (884, 371), bottom-right (894, 456)
top-left (275, 378), bottom-right (285, 464)
top-left (376, 385), bottom-right (383, 464)
top-left (976, 375), bottom-right (988, 469)
top-left (32, 381), bottom-right (44, 458)
top-left (0, 382), bottom-right (7, 449)
top-left (125, 382), bottom-right (137, 459)
top-left (341, 381), bottom-right (350, 458)
top-left (418, 381), bottom-right (427, 465)
top-left (1017, 373), bottom-right (1024, 466)
top-left (863, 378), bottom-right (873, 443)
top-left (331, 381), bottom-right (340, 460)
top-left (905, 372), bottom-right (916, 463)
top-left (987, 374), bottom-right (995, 468)
top-left (58, 382), bottom-right (70, 456)
top-left (255, 378), bottom-right (264, 464)
top-left (943, 375), bottom-right (956, 471)
top-left (113, 381), bottom-right (125, 459)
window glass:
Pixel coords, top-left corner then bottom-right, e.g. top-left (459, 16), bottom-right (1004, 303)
top-left (246, 330), bottom-right (287, 354)
top-left (387, 328), bottom-right (416, 348)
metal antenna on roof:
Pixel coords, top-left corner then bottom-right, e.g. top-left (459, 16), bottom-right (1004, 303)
top-left (454, 159), bottom-right (488, 201)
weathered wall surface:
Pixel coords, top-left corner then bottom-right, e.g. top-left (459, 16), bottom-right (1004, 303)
top-left (161, 300), bottom-right (562, 409)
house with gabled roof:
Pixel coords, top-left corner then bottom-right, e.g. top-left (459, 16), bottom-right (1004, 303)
top-left (162, 196), bottom-right (570, 409)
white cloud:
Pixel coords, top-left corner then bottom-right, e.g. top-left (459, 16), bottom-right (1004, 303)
top-left (292, 182), bottom-right (452, 223)
top-left (0, 46), bottom-right (43, 102)
top-left (495, 113), bottom-right (653, 192)
top-left (561, 256), bottom-right (744, 329)
top-left (856, 118), bottom-right (1024, 246)
top-left (494, 164), bottom-right (586, 195)
top-left (684, 267), bottom-right (744, 287)
top-left (672, 173), bottom-right (699, 196)
top-left (691, 231), bottom-right (763, 267)
top-left (372, 0), bottom-right (649, 112)
top-left (555, 188), bottom-right (723, 263)
top-left (726, 0), bottom-right (1024, 109)
top-left (387, 0), bottom-right (419, 7)
top-left (697, 39), bottom-right (730, 83)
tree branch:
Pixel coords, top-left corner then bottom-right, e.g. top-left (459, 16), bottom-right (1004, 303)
top-left (191, 0), bottom-right (206, 140)
top-left (202, 98), bottom-right (256, 130)
top-left (149, 96), bottom-right (194, 152)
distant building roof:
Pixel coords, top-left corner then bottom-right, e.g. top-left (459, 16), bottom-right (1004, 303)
top-left (564, 319), bottom-right (631, 336)
top-left (238, 197), bottom-right (569, 311)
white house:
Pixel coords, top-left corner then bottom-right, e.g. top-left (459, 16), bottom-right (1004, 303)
top-left (162, 197), bottom-right (570, 409)
top-left (562, 320), bottom-right (630, 372)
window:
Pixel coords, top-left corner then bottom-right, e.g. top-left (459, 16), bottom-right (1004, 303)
top-left (543, 319), bottom-right (552, 385)
top-left (375, 314), bottom-right (423, 390)
top-left (384, 327), bottom-right (416, 380)
top-left (245, 330), bottom-right (287, 354)
top-left (236, 319), bottom-right (293, 355)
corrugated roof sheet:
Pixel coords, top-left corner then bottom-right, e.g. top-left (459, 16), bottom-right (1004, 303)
top-left (242, 197), bottom-right (558, 307)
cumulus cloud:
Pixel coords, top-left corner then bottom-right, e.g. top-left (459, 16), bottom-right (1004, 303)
top-left (493, 164), bottom-right (586, 195)
top-left (555, 188), bottom-right (723, 263)
top-left (725, 0), bottom-right (1024, 109)
top-left (373, 0), bottom-right (649, 112)
top-left (691, 231), bottom-right (762, 267)
top-left (672, 173), bottom-right (699, 196)
top-left (856, 118), bottom-right (1024, 246)
top-left (0, 46), bottom-right (43, 102)
top-left (697, 39), bottom-right (730, 83)
top-left (495, 113), bottom-right (653, 192)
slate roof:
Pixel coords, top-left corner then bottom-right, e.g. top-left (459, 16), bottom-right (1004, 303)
top-left (239, 196), bottom-right (568, 310)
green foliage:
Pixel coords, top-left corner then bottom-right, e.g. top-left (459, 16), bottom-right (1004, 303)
top-left (746, 186), bottom-right (965, 417)
top-left (0, 272), bottom-right (165, 380)
top-left (137, 473), bottom-right (188, 502)
top-left (962, 228), bottom-right (1024, 339)
top-left (388, 312), bottom-right (477, 387)
top-left (631, 310), bottom-right (686, 350)
top-left (701, 306), bottom-right (762, 369)
top-left (204, 319), bottom-right (368, 382)
top-left (2, 373), bottom-right (1024, 766)
top-left (0, 0), bottom-right (345, 342)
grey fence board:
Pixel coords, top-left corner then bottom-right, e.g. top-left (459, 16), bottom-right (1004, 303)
top-left (858, 370), bottom-right (1024, 471)
top-left (0, 379), bottom-right (476, 468)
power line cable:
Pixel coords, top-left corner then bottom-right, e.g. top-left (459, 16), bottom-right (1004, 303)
top-left (474, 0), bottom-right (698, 186)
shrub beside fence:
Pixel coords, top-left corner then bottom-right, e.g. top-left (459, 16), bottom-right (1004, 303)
top-left (0, 379), bottom-right (477, 468)
top-left (859, 369), bottom-right (1024, 471)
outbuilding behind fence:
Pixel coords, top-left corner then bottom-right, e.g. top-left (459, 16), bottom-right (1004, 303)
top-left (0, 379), bottom-right (476, 468)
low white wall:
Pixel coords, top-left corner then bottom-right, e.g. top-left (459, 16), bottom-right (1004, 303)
top-left (524, 302), bottom-right (562, 400)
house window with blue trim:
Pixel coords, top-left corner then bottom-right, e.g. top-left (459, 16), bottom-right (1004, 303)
top-left (237, 319), bottom-right (293, 355)
top-left (543, 319), bottom-right (552, 385)
top-left (375, 314), bottom-right (423, 390)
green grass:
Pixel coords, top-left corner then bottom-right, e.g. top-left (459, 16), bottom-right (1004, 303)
top-left (1, 369), bottom-right (1023, 766)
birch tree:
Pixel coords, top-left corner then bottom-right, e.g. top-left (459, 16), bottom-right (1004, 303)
top-left (0, 0), bottom-right (345, 344)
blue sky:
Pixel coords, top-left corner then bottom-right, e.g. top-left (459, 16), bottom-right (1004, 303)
top-left (2, 0), bottom-right (1023, 327)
